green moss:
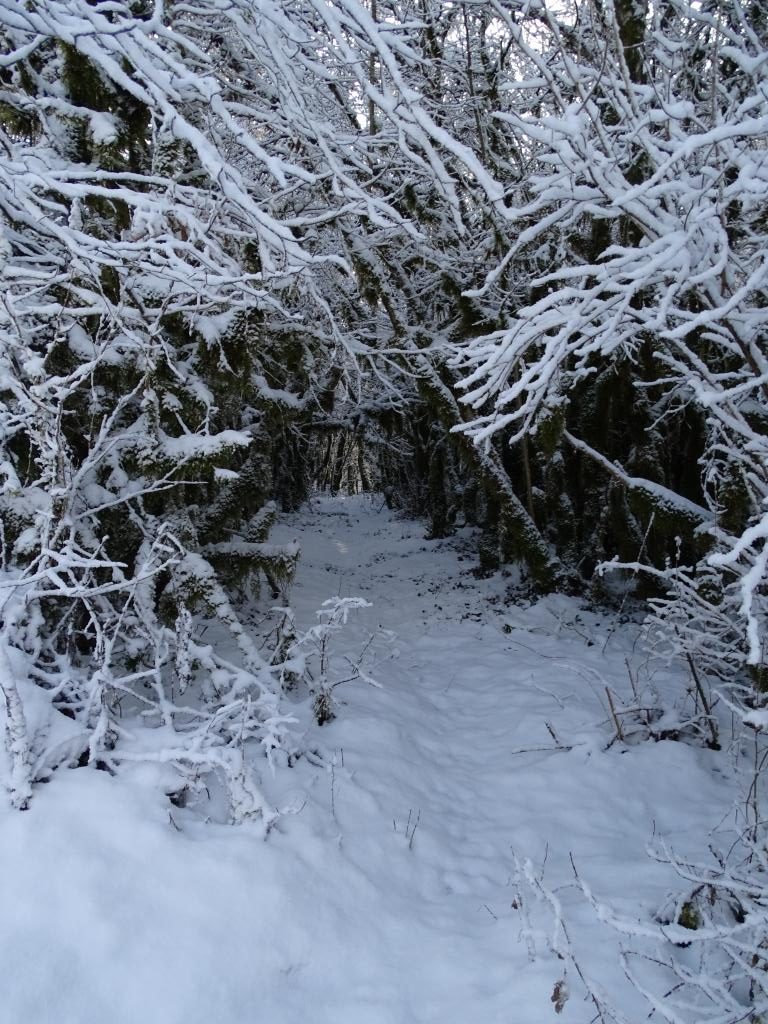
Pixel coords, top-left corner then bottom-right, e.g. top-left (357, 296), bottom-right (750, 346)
top-left (677, 900), bottom-right (701, 931)
top-left (717, 464), bottom-right (753, 536)
top-left (748, 663), bottom-right (768, 693)
top-left (536, 406), bottom-right (566, 460)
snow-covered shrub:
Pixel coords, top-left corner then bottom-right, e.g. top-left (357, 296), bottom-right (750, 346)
top-left (422, 0), bottom-right (768, 696)
top-left (584, 806), bottom-right (768, 1024)
top-left (515, 709), bottom-right (768, 1024)
top-left (286, 597), bottom-right (377, 726)
top-left (0, 0), bottom-right (377, 817)
top-left (597, 655), bottom-right (719, 753)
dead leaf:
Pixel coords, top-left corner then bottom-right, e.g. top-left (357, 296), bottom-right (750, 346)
top-left (551, 978), bottom-right (569, 1014)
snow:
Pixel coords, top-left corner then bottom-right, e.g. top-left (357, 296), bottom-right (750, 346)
top-left (88, 111), bottom-right (118, 146)
top-left (743, 709), bottom-right (768, 732)
top-left (160, 429), bottom-right (251, 459)
top-left (0, 495), bottom-right (738, 1023)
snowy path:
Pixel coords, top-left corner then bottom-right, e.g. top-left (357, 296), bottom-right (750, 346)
top-left (0, 496), bottom-right (731, 1024)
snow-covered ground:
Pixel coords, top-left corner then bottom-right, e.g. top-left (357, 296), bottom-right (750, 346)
top-left (0, 496), bottom-right (738, 1023)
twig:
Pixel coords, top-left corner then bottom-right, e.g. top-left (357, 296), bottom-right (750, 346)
top-left (511, 743), bottom-right (574, 755)
top-left (605, 687), bottom-right (624, 743)
top-left (685, 653), bottom-right (719, 749)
